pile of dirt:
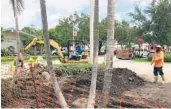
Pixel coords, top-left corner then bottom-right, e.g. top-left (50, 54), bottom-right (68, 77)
top-left (1, 65), bottom-right (54, 108)
top-left (74, 68), bottom-right (145, 97)
top-left (1, 67), bottom-right (146, 108)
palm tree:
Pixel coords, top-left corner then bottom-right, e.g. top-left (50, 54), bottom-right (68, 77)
top-left (100, 0), bottom-right (115, 107)
top-left (87, 0), bottom-right (99, 108)
top-left (39, 0), bottom-right (68, 108)
top-left (10, 0), bottom-right (24, 65)
top-left (89, 0), bottom-right (95, 65)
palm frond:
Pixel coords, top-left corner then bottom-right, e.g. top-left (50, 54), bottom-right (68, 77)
top-left (10, 0), bottom-right (24, 16)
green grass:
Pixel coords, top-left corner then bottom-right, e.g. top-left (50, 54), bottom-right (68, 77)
top-left (1, 56), bottom-right (59, 64)
top-left (132, 52), bottom-right (171, 63)
top-left (132, 58), bottom-right (150, 62)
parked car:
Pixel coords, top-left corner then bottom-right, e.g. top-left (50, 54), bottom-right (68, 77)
top-left (52, 49), bottom-right (58, 55)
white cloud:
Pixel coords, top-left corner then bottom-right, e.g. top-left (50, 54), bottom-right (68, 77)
top-left (130, 0), bottom-right (153, 6)
top-left (1, 0), bottom-right (149, 30)
top-left (116, 13), bottom-right (122, 21)
top-left (1, 0), bottom-right (89, 29)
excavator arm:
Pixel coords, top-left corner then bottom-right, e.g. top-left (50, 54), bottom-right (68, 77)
top-left (25, 38), bottom-right (38, 50)
top-left (24, 38), bottom-right (66, 63)
top-left (49, 39), bottom-right (66, 63)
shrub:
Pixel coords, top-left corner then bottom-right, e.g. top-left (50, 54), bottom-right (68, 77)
top-left (7, 46), bottom-right (15, 55)
top-left (1, 49), bottom-right (10, 56)
top-left (164, 53), bottom-right (171, 62)
top-left (24, 49), bottom-right (34, 55)
top-left (147, 52), bottom-right (171, 62)
top-left (54, 63), bottom-right (105, 77)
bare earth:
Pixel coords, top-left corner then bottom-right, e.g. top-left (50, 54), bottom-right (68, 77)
top-left (98, 56), bottom-right (171, 106)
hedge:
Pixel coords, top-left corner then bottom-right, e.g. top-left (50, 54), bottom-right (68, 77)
top-left (147, 52), bottom-right (171, 62)
top-left (54, 63), bottom-right (105, 77)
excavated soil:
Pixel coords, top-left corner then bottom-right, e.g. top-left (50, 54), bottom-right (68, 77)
top-left (1, 67), bottom-right (170, 108)
top-left (73, 68), bottom-right (144, 97)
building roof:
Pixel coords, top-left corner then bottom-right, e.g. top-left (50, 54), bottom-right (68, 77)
top-left (3, 27), bottom-right (35, 37)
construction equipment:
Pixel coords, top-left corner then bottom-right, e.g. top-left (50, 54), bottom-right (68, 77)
top-left (116, 49), bottom-right (133, 60)
top-left (24, 38), bottom-right (89, 63)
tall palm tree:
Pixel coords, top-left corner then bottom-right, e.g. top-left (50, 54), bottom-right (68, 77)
top-left (89, 0), bottom-right (95, 65)
top-left (100, 0), bottom-right (115, 107)
top-left (39, 0), bottom-right (68, 108)
top-left (87, 0), bottom-right (99, 108)
top-left (10, 0), bottom-right (24, 65)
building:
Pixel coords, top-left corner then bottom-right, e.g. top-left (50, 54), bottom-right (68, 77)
top-left (1, 28), bottom-right (34, 53)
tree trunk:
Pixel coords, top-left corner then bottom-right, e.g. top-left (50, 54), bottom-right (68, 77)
top-left (40, 45), bottom-right (43, 55)
top-left (14, 0), bottom-right (21, 67)
top-left (87, 0), bottom-right (99, 108)
top-left (89, 0), bottom-right (95, 65)
top-left (40, 0), bottom-right (68, 108)
top-left (100, 0), bottom-right (115, 107)
top-left (34, 45), bottom-right (37, 56)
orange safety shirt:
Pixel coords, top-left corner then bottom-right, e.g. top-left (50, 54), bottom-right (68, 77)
top-left (152, 51), bottom-right (164, 67)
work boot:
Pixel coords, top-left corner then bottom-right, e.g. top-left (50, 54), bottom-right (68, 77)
top-left (161, 75), bottom-right (166, 83)
top-left (153, 76), bottom-right (158, 83)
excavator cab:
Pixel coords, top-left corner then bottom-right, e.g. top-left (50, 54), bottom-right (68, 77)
top-left (67, 40), bottom-right (88, 61)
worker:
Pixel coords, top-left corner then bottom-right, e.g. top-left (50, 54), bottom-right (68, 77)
top-left (75, 43), bottom-right (82, 55)
top-left (18, 49), bottom-right (24, 68)
top-left (151, 45), bottom-right (165, 83)
top-left (69, 43), bottom-right (82, 59)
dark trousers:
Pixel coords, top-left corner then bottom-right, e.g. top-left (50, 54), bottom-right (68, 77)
top-left (153, 67), bottom-right (164, 76)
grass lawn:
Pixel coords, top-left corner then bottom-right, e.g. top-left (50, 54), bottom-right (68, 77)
top-left (132, 52), bottom-right (171, 63)
top-left (132, 58), bottom-right (150, 63)
top-left (1, 56), bottom-right (59, 64)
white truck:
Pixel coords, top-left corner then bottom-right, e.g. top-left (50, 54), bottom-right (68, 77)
top-left (133, 44), bottom-right (152, 58)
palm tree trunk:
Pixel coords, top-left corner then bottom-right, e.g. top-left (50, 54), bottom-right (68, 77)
top-left (40, 45), bottom-right (43, 55)
top-left (14, 0), bottom-right (21, 66)
top-left (89, 0), bottom-right (95, 65)
top-left (87, 0), bottom-right (99, 108)
top-left (40, 0), bottom-right (68, 108)
top-left (100, 0), bottom-right (115, 107)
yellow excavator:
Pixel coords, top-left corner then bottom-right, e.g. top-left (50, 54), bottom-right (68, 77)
top-left (24, 38), bottom-right (89, 63)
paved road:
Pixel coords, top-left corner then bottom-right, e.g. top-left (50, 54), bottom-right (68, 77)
top-left (98, 56), bottom-right (171, 83)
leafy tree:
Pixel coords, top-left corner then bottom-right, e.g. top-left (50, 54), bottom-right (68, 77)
top-left (22, 27), bottom-right (37, 34)
top-left (130, 0), bottom-right (171, 45)
top-left (99, 18), bottom-right (107, 52)
top-left (115, 20), bottom-right (138, 48)
top-left (77, 13), bottom-right (90, 41)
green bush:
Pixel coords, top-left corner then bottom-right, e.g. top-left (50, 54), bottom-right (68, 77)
top-left (164, 53), bottom-right (171, 62)
top-left (54, 63), bottom-right (105, 77)
top-left (7, 46), bottom-right (15, 55)
top-left (1, 49), bottom-right (10, 56)
top-left (147, 52), bottom-right (171, 62)
top-left (24, 49), bottom-right (34, 55)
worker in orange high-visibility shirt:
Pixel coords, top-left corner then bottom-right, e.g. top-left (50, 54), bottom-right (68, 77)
top-left (151, 45), bottom-right (165, 83)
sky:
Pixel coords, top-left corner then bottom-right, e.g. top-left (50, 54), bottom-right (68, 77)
top-left (1, 0), bottom-right (152, 30)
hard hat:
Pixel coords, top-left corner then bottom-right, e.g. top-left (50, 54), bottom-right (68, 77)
top-left (156, 45), bottom-right (162, 48)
